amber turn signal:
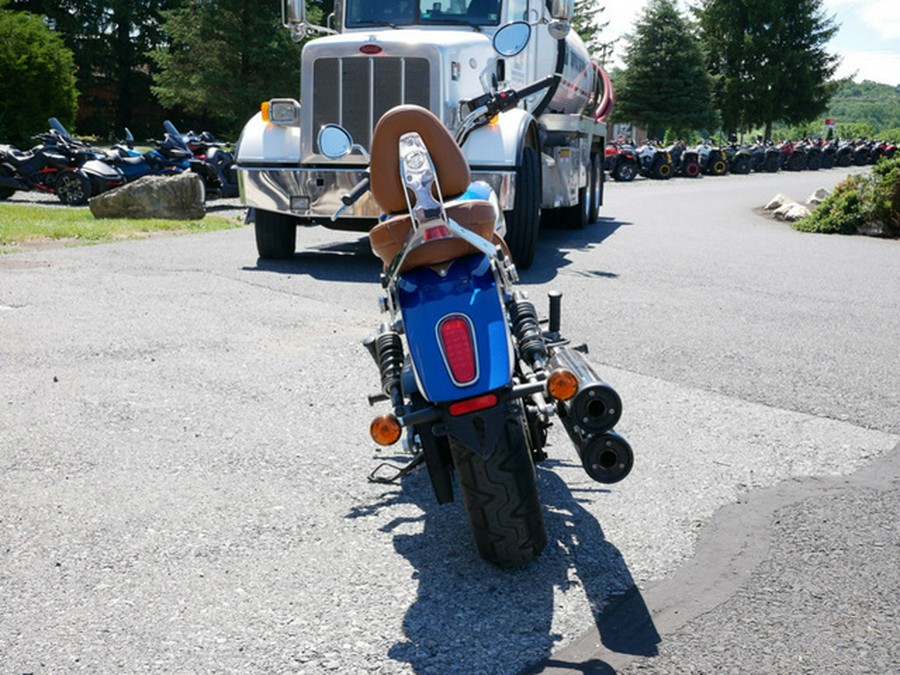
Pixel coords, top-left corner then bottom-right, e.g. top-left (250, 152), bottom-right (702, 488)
top-left (370, 414), bottom-right (402, 446)
top-left (547, 368), bottom-right (579, 401)
top-left (260, 101), bottom-right (270, 122)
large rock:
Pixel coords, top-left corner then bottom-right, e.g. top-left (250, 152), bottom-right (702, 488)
top-left (90, 172), bottom-right (205, 220)
top-left (764, 193), bottom-right (791, 211)
top-left (805, 187), bottom-right (830, 207)
top-left (773, 201), bottom-right (811, 221)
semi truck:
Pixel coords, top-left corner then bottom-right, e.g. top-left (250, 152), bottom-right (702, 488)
top-left (235, 0), bottom-right (613, 269)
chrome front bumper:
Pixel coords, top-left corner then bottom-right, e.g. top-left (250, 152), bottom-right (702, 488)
top-left (238, 165), bottom-right (515, 224)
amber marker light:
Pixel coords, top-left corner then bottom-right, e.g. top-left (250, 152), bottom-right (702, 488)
top-left (370, 414), bottom-right (402, 446)
top-left (260, 101), bottom-right (270, 122)
top-left (547, 368), bottom-right (579, 401)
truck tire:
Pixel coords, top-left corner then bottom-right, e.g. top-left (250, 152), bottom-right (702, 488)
top-left (504, 146), bottom-right (540, 269)
top-left (255, 210), bottom-right (297, 259)
top-left (588, 151), bottom-right (602, 224)
top-left (450, 416), bottom-right (546, 568)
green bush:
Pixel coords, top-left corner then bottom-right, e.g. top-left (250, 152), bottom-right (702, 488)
top-left (0, 6), bottom-right (78, 146)
top-left (795, 156), bottom-right (900, 236)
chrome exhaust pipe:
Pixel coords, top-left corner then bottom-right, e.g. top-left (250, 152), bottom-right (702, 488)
top-left (549, 346), bottom-right (622, 434)
top-left (556, 404), bottom-right (634, 484)
top-left (578, 431), bottom-right (634, 484)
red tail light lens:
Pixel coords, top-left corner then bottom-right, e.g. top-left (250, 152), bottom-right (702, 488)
top-left (438, 314), bottom-right (477, 385)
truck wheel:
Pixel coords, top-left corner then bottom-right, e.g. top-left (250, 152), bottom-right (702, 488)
top-left (560, 175), bottom-right (589, 230)
top-left (255, 210), bottom-right (297, 259)
top-left (504, 146), bottom-right (540, 269)
top-left (588, 151), bottom-right (602, 224)
top-left (450, 415), bottom-right (546, 568)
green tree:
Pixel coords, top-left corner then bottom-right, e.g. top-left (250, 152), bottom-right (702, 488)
top-left (572, 0), bottom-right (614, 64)
top-left (0, 1), bottom-right (78, 145)
top-left (614, 0), bottom-right (718, 139)
top-left (151, 0), bottom-right (316, 137)
top-left (696, 0), bottom-right (839, 140)
top-left (8, 0), bottom-right (175, 137)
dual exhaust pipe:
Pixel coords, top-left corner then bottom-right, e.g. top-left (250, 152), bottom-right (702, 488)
top-left (549, 346), bottom-right (633, 484)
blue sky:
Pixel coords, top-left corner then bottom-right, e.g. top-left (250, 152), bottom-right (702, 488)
top-left (599, 0), bottom-right (900, 86)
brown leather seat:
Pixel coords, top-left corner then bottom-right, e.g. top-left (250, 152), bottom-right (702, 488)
top-left (367, 105), bottom-right (506, 272)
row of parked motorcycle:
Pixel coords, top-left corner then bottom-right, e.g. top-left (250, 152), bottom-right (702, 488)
top-left (605, 137), bottom-right (898, 182)
top-left (0, 118), bottom-right (239, 206)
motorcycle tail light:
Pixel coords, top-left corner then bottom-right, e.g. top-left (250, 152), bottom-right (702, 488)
top-left (370, 414), bottom-right (402, 446)
top-left (449, 394), bottom-right (498, 416)
top-left (424, 224), bottom-right (451, 241)
top-left (547, 368), bottom-right (579, 401)
top-left (438, 314), bottom-right (477, 385)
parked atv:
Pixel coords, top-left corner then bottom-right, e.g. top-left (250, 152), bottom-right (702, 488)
top-left (723, 141), bottom-right (752, 175)
top-left (635, 142), bottom-right (674, 180)
top-left (695, 140), bottom-right (728, 175)
top-left (605, 143), bottom-right (638, 182)
top-left (747, 139), bottom-right (781, 173)
top-left (666, 140), bottom-right (701, 178)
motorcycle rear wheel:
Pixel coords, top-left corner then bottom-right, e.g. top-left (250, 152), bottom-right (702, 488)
top-left (450, 416), bottom-right (546, 568)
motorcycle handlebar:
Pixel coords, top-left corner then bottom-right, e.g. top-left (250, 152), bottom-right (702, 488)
top-left (341, 175), bottom-right (370, 206)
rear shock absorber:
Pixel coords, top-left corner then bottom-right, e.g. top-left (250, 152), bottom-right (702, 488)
top-left (509, 293), bottom-right (548, 367)
top-left (375, 328), bottom-right (404, 407)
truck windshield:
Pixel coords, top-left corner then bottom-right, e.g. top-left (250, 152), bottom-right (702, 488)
top-left (345, 0), bottom-right (501, 28)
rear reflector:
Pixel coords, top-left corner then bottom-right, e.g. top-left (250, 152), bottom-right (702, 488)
top-left (449, 394), bottom-right (497, 416)
top-left (438, 314), bottom-right (477, 385)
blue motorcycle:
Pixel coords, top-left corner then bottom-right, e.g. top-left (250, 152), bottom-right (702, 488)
top-left (319, 24), bottom-right (634, 568)
top-left (102, 126), bottom-right (192, 183)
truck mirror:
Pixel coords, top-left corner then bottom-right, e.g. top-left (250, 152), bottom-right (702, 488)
top-left (283, 0), bottom-right (305, 25)
top-left (318, 124), bottom-right (354, 159)
top-left (492, 22), bottom-right (531, 57)
top-left (547, 19), bottom-right (570, 40)
top-left (549, 0), bottom-right (574, 20)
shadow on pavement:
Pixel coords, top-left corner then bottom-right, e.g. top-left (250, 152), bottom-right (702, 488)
top-left (347, 458), bottom-right (658, 673)
top-left (242, 236), bottom-right (383, 283)
top-left (522, 216), bottom-right (631, 285)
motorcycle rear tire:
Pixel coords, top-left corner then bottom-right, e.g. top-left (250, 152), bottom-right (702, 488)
top-left (254, 209), bottom-right (297, 259)
top-left (451, 416), bottom-right (546, 568)
top-left (504, 146), bottom-right (540, 269)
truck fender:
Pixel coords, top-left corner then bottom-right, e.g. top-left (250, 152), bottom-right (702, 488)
top-left (460, 107), bottom-right (539, 169)
top-left (236, 112), bottom-right (302, 165)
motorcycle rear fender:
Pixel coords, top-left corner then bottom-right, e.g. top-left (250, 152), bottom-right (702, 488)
top-left (398, 254), bottom-right (513, 405)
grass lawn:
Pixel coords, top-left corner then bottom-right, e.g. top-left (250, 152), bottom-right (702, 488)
top-left (0, 203), bottom-right (244, 253)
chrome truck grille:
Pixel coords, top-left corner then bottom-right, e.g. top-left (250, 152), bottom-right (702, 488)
top-left (312, 57), bottom-right (431, 151)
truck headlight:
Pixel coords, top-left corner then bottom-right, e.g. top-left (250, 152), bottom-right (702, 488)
top-left (261, 98), bottom-right (301, 126)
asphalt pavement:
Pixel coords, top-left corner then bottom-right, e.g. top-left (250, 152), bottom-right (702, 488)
top-left (1, 167), bottom-right (898, 673)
